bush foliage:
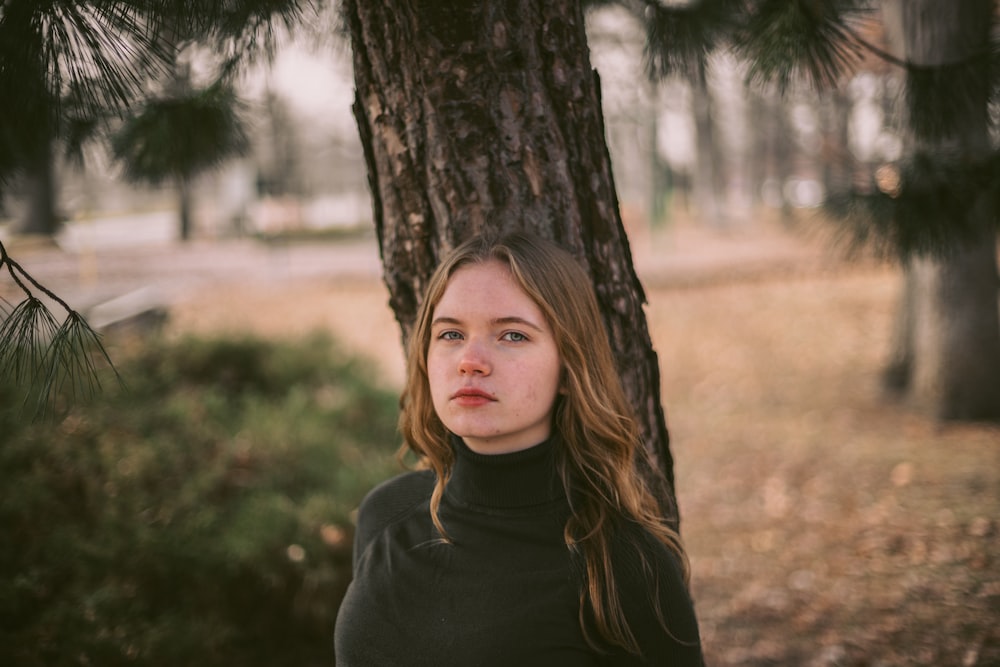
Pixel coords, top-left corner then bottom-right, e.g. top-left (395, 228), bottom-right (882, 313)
top-left (0, 333), bottom-right (401, 666)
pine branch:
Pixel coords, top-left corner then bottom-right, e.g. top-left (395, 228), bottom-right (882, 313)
top-left (904, 54), bottom-right (992, 143)
top-left (630, 0), bottom-right (746, 79)
top-left (1, 241), bottom-right (77, 310)
top-left (838, 16), bottom-right (997, 142)
top-left (737, 0), bottom-right (868, 93)
top-left (824, 150), bottom-right (1000, 260)
top-left (838, 20), bottom-right (906, 69)
top-left (0, 240), bottom-right (121, 420)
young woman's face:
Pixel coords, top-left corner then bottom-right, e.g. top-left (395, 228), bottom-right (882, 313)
top-left (427, 259), bottom-right (562, 455)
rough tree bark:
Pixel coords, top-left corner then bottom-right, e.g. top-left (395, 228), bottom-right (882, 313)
top-left (343, 0), bottom-right (677, 511)
top-left (881, 0), bottom-right (1000, 420)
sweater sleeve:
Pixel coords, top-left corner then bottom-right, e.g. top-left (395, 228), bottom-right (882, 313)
top-left (600, 528), bottom-right (705, 667)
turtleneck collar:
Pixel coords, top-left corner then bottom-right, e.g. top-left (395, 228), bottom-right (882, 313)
top-left (444, 434), bottom-right (565, 510)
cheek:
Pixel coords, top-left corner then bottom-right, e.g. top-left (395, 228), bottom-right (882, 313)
top-left (426, 362), bottom-right (444, 397)
top-left (426, 354), bottom-right (450, 404)
top-left (426, 347), bottom-right (443, 377)
top-left (542, 352), bottom-right (563, 399)
top-left (525, 359), bottom-right (562, 406)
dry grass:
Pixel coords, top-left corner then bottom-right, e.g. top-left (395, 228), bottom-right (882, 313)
top-left (168, 224), bottom-right (1000, 666)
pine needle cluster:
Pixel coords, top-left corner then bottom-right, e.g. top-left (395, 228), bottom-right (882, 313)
top-left (0, 241), bottom-right (118, 419)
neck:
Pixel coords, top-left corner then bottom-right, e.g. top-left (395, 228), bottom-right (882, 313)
top-left (445, 435), bottom-right (565, 509)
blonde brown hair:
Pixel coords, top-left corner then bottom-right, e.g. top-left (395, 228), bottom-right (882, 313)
top-left (398, 231), bottom-right (688, 654)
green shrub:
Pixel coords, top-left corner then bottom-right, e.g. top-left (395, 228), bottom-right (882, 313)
top-left (0, 333), bottom-right (402, 666)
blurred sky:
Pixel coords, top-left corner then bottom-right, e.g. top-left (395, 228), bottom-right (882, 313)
top-left (267, 44), bottom-right (357, 136)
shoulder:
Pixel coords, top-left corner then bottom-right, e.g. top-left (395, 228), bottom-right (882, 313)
top-left (352, 470), bottom-right (435, 561)
top-left (356, 469), bottom-right (435, 533)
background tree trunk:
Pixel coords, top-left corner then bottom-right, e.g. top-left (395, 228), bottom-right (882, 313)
top-left (178, 177), bottom-right (193, 242)
top-left (690, 61), bottom-right (726, 228)
top-left (880, 0), bottom-right (1000, 420)
top-left (13, 125), bottom-right (59, 236)
top-left (344, 0), bottom-right (677, 511)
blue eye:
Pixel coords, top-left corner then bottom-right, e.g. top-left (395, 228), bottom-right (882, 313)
top-left (438, 330), bottom-right (463, 341)
top-left (502, 331), bottom-right (528, 342)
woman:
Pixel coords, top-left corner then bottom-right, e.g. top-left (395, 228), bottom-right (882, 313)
top-left (335, 232), bottom-right (703, 666)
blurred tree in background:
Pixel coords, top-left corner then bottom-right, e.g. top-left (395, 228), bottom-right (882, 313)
top-left (0, 0), bottom-right (314, 420)
top-left (872, 1), bottom-right (999, 419)
top-left (618, 0), bottom-right (999, 418)
top-left (112, 81), bottom-right (249, 241)
top-left (0, 0), bottom-right (307, 237)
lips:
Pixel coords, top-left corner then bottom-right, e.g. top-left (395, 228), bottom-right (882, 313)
top-left (451, 387), bottom-right (496, 405)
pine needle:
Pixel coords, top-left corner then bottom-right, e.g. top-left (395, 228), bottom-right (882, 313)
top-left (738, 0), bottom-right (866, 93)
top-left (1, 241), bottom-right (122, 420)
top-left (824, 150), bottom-right (1000, 260)
top-left (641, 0), bottom-right (746, 79)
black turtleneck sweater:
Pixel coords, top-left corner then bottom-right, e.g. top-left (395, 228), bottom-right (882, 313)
top-left (333, 437), bottom-right (703, 666)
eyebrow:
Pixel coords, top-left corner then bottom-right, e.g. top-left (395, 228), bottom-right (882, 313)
top-left (431, 316), bottom-right (545, 333)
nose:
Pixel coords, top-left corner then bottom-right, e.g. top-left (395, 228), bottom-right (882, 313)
top-left (457, 341), bottom-right (490, 375)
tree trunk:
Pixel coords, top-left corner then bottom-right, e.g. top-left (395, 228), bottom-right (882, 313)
top-left (344, 0), bottom-right (677, 510)
top-left (881, 0), bottom-right (1000, 420)
top-left (690, 60), bottom-right (726, 227)
top-left (178, 177), bottom-right (193, 241)
top-left (748, 84), bottom-right (795, 219)
top-left (13, 137), bottom-right (59, 236)
top-left (903, 243), bottom-right (1000, 419)
top-left (819, 88), bottom-right (852, 208)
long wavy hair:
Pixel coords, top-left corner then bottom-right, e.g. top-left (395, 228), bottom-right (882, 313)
top-left (398, 231), bottom-right (688, 654)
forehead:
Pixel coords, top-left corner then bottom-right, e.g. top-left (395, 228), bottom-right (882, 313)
top-left (433, 260), bottom-right (542, 318)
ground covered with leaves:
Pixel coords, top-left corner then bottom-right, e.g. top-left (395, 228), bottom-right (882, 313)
top-left (648, 263), bottom-right (1000, 667)
top-left (164, 223), bottom-right (999, 666)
